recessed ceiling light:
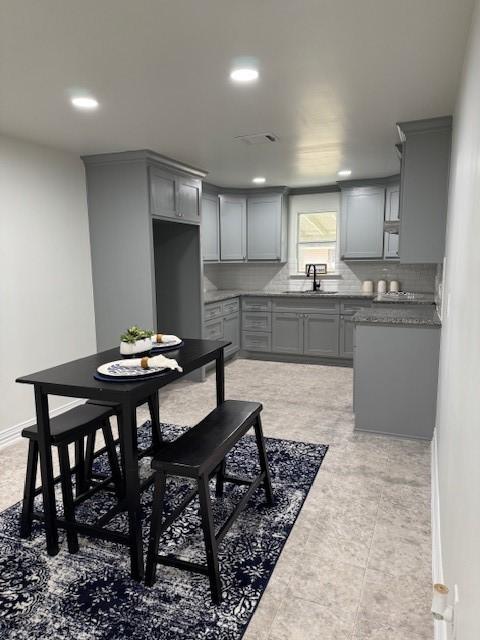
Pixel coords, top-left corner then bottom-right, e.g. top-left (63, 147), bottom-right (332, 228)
top-left (337, 169), bottom-right (352, 177)
top-left (230, 68), bottom-right (259, 83)
top-left (71, 96), bottom-right (99, 110)
top-left (252, 176), bottom-right (266, 184)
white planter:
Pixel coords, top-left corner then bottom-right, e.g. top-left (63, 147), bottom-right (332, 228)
top-left (120, 337), bottom-right (152, 357)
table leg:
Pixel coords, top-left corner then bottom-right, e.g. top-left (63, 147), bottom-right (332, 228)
top-left (34, 386), bottom-right (59, 556)
top-left (147, 392), bottom-right (162, 453)
top-left (118, 400), bottom-right (144, 581)
top-left (215, 349), bottom-right (225, 406)
top-left (215, 349), bottom-right (226, 496)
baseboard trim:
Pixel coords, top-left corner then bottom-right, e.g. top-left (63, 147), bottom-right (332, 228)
top-left (0, 399), bottom-right (85, 450)
top-left (432, 427), bottom-right (447, 640)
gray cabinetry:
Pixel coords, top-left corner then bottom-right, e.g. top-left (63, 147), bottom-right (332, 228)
top-left (201, 193), bottom-right (220, 261)
top-left (397, 116), bottom-right (452, 263)
top-left (304, 314), bottom-right (339, 357)
top-left (272, 313), bottom-right (304, 354)
top-left (150, 167), bottom-right (201, 222)
top-left (223, 312), bottom-right (240, 359)
top-left (384, 183), bottom-right (400, 260)
top-left (203, 297), bottom-right (240, 360)
top-left (341, 186), bottom-right (385, 259)
top-left (247, 194), bottom-right (285, 261)
top-left (339, 316), bottom-right (355, 358)
top-left (219, 195), bottom-right (247, 261)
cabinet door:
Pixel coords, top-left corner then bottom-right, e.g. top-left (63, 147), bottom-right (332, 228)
top-left (384, 231), bottom-right (399, 260)
top-left (339, 316), bottom-right (354, 359)
top-left (247, 194), bottom-right (282, 260)
top-left (385, 184), bottom-right (400, 221)
top-left (201, 193), bottom-right (220, 261)
top-left (272, 312), bottom-right (303, 354)
top-left (223, 313), bottom-right (240, 358)
top-left (177, 176), bottom-right (201, 222)
top-left (150, 168), bottom-right (176, 218)
top-left (341, 187), bottom-right (385, 259)
top-left (219, 195), bottom-right (247, 260)
top-left (303, 313), bottom-right (340, 357)
top-left (203, 317), bottom-right (224, 341)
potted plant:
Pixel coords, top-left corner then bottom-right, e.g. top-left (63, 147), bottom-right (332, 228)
top-left (120, 326), bottom-right (154, 357)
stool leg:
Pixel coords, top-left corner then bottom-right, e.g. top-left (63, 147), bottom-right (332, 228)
top-left (102, 420), bottom-right (124, 499)
top-left (253, 415), bottom-right (274, 506)
top-left (145, 471), bottom-right (167, 586)
top-left (147, 393), bottom-right (162, 453)
top-left (74, 438), bottom-right (86, 498)
top-left (198, 474), bottom-right (222, 604)
top-left (20, 440), bottom-right (39, 538)
top-left (84, 431), bottom-right (96, 487)
top-left (57, 445), bottom-right (79, 554)
top-left (215, 459), bottom-right (226, 498)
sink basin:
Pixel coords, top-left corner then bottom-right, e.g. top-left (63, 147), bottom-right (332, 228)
top-left (282, 291), bottom-right (338, 295)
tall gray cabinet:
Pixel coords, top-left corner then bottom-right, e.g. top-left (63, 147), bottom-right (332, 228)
top-left (82, 149), bottom-right (207, 350)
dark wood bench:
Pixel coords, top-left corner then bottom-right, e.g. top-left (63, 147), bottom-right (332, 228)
top-left (145, 399), bottom-right (274, 603)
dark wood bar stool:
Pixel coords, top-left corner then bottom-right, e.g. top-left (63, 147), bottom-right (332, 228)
top-left (20, 402), bottom-right (123, 553)
top-left (145, 400), bottom-right (274, 604)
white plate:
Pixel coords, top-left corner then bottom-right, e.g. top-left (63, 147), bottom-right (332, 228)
top-left (97, 360), bottom-right (167, 378)
top-left (152, 337), bottom-right (182, 348)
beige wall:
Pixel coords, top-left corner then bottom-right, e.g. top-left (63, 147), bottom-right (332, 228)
top-left (0, 134), bottom-right (96, 442)
top-left (436, 1), bottom-right (480, 637)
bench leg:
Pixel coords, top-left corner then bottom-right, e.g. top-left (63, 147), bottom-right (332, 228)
top-left (215, 459), bottom-right (226, 497)
top-left (102, 420), bottom-right (124, 499)
top-left (198, 474), bottom-right (222, 604)
top-left (145, 471), bottom-right (167, 586)
top-left (254, 415), bottom-right (274, 507)
top-left (20, 440), bottom-right (39, 538)
top-left (58, 445), bottom-right (79, 554)
top-left (74, 438), bottom-right (86, 498)
top-left (84, 431), bottom-right (96, 488)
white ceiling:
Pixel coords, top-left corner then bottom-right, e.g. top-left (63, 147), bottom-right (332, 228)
top-left (0, 0), bottom-right (474, 187)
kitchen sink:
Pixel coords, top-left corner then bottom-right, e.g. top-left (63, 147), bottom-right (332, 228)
top-left (282, 290), bottom-right (338, 295)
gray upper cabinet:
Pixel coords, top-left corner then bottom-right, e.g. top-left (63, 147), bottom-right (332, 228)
top-left (201, 193), bottom-right (220, 261)
top-left (303, 314), bottom-right (340, 357)
top-left (219, 195), bottom-right (247, 261)
top-left (247, 194), bottom-right (285, 261)
top-left (397, 116), bottom-right (452, 263)
top-left (150, 167), bottom-right (201, 223)
top-left (384, 183), bottom-right (400, 260)
top-left (340, 186), bottom-right (385, 259)
top-left (272, 313), bottom-right (304, 354)
top-left (150, 167), bottom-right (177, 218)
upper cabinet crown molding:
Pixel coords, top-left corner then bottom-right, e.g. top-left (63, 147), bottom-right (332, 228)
top-left (396, 116), bottom-right (453, 142)
top-left (82, 149), bottom-right (207, 179)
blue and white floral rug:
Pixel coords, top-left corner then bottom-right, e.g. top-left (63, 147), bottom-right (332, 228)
top-left (0, 421), bottom-right (327, 640)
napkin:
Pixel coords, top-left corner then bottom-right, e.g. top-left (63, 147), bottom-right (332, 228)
top-left (152, 333), bottom-right (180, 344)
top-left (120, 354), bottom-right (183, 372)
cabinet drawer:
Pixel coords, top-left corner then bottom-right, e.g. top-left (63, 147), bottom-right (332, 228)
top-left (204, 318), bottom-right (224, 340)
top-left (242, 311), bottom-right (272, 332)
top-left (222, 298), bottom-right (239, 316)
top-left (204, 302), bottom-right (223, 321)
top-left (242, 331), bottom-right (272, 352)
top-left (242, 297), bottom-right (271, 312)
top-left (340, 300), bottom-right (372, 315)
top-left (272, 298), bottom-right (339, 314)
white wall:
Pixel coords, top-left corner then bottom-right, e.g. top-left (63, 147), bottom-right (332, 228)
top-left (436, 1), bottom-right (480, 638)
top-left (0, 134), bottom-right (96, 444)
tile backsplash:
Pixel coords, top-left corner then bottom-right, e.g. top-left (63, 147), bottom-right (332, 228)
top-left (204, 261), bottom-right (437, 294)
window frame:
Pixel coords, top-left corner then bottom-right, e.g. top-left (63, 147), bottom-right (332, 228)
top-left (296, 210), bottom-right (338, 275)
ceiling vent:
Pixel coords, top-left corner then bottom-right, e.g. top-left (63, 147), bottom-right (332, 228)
top-left (234, 132), bottom-right (277, 145)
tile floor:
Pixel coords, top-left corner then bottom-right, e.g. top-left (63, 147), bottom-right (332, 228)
top-left (0, 358), bottom-right (433, 639)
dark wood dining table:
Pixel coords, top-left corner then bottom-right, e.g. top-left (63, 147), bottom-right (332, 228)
top-left (16, 338), bottom-right (230, 580)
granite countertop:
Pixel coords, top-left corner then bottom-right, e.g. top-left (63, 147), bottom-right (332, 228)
top-left (353, 306), bottom-right (441, 327)
top-left (373, 293), bottom-right (435, 305)
top-left (204, 289), bottom-right (375, 303)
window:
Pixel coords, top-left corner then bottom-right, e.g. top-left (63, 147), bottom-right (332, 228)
top-left (297, 211), bottom-right (337, 273)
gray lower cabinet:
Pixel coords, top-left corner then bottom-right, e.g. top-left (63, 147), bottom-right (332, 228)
top-left (339, 316), bottom-right (355, 358)
top-left (304, 314), bottom-right (340, 357)
top-left (242, 331), bottom-right (272, 352)
top-left (223, 312), bottom-right (240, 358)
top-left (340, 186), bottom-right (386, 259)
top-left (204, 317), bottom-right (223, 341)
top-left (219, 195), bottom-right (247, 260)
top-left (272, 313), bottom-right (304, 354)
top-left (202, 192), bottom-right (220, 261)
